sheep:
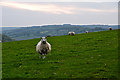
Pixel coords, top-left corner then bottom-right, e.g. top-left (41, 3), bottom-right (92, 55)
top-left (36, 37), bottom-right (51, 59)
top-left (109, 27), bottom-right (112, 30)
top-left (68, 32), bottom-right (71, 35)
top-left (68, 32), bottom-right (75, 36)
top-left (85, 31), bottom-right (88, 33)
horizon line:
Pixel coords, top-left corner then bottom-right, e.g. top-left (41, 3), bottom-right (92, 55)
top-left (0, 24), bottom-right (119, 27)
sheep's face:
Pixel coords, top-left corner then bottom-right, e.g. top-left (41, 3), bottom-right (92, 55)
top-left (41, 37), bottom-right (47, 44)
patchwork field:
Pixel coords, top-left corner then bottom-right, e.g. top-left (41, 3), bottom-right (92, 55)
top-left (2, 30), bottom-right (118, 78)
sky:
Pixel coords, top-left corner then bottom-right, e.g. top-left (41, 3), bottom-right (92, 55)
top-left (0, 0), bottom-right (119, 27)
top-left (1, 0), bottom-right (119, 2)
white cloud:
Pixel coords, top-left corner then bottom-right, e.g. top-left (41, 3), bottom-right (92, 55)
top-left (77, 7), bottom-right (117, 13)
top-left (0, 2), bottom-right (117, 15)
top-left (0, 2), bottom-right (75, 14)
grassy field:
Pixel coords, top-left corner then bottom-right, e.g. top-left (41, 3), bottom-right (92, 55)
top-left (2, 30), bottom-right (118, 78)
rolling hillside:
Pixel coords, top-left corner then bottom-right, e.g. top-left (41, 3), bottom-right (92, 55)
top-left (2, 30), bottom-right (118, 78)
top-left (0, 34), bottom-right (15, 42)
top-left (2, 24), bottom-right (108, 40)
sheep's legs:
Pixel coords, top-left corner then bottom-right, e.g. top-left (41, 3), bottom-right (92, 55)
top-left (42, 56), bottom-right (46, 59)
top-left (39, 54), bottom-right (46, 59)
top-left (39, 55), bottom-right (45, 59)
top-left (42, 54), bottom-right (46, 59)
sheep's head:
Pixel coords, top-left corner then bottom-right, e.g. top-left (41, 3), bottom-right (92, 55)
top-left (41, 37), bottom-right (47, 44)
top-left (86, 31), bottom-right (88, 33)
top-left (109, 27), bottom-right (112, 30)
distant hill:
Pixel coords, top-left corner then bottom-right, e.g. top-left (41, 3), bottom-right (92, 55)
top-left (2, 24), bottom-right (111, 40)
top-left (2, 27), bottom-right (20, 31)
top-left (0, 34), bottom-right (15, 42)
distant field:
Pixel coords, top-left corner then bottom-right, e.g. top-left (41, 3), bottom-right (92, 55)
top-left (2, 30), bottom-right (118, 78)
top-left (2, 25), bottom-right (108, 40)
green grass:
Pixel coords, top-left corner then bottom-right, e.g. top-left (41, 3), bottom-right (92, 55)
top-left (2, 30), bottom-right (118, 78)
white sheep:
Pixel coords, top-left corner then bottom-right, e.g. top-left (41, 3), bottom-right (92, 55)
top-left (85, 31), bottom-right (88, 33)
top-left (68, 32), bottom-right (75, 36)
top-left (109, 27), bottom-right (112, 30)
top-left (36, 37), bottom-right (51, 59)
top-left (68, 32), bottom-right (71, 35)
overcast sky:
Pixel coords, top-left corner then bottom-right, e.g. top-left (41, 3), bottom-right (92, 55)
top-left (0, 0), bottom-right (119, 27)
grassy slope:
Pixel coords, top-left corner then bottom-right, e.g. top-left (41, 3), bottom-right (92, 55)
top-left (2, 30), bottom-right (118, 78)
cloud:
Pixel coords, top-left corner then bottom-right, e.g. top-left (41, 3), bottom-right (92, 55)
top-left (77, 7), bottom-right (117, 13)
top-left (0, 2), bottom-right (117, 14)
top-left (0, 2), bottom-right (75, 14)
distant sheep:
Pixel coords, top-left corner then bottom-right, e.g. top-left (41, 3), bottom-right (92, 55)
top-left (85, 31), bottom-right (88, 33)
top-left (36, 37), bottom-right (51, 59)
top-left (109, 27), bottom-right (112, 30)
top-left (68, 32), bottom-right (75, 36)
